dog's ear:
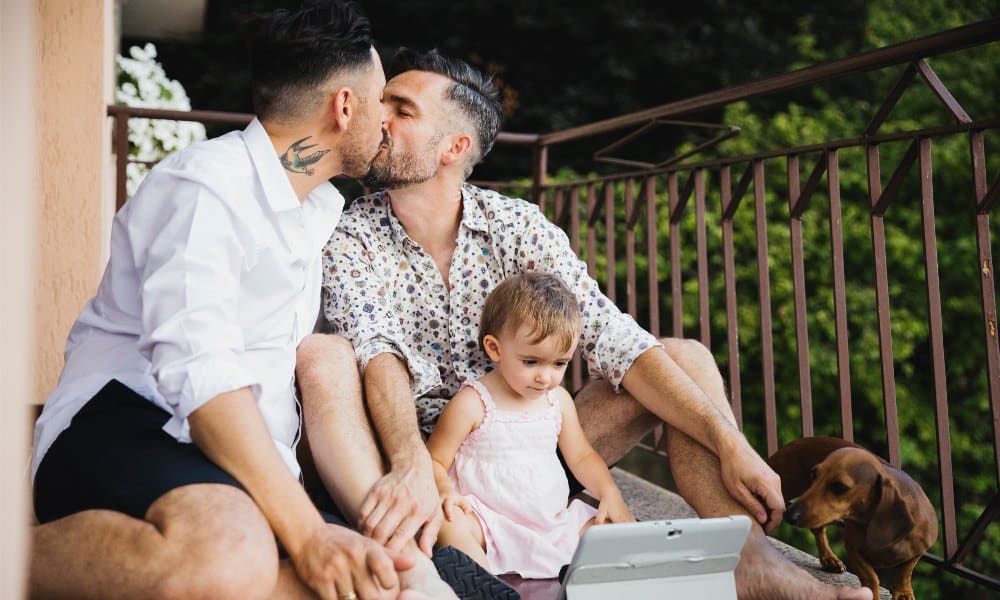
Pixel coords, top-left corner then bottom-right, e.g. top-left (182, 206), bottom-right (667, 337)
top-left (866, 471), bottom-right (916, 550)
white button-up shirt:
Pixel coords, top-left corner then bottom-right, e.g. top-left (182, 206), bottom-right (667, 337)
top-left (32, 118), bottom-right (344, 480)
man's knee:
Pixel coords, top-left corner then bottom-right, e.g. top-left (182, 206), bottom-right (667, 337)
top-left (296, 333), bottom-right (356, 379)
top-left (150, 486), bottom-right (279, 600)
top-left (660, 337), bottom-right (714, 363)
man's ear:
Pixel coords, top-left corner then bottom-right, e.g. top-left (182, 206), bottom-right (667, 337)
top-left (329, 87), bottom-right (354, 131)
top-left (440, 133), bottom-right (473, 168)
top-left (482, 334), bottom-right (502, 362)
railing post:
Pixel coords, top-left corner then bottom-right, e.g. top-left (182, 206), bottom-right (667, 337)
top-left (110, 106), bottom-right (130, 211)
top-left (532, 143), bottom-right (547, 211)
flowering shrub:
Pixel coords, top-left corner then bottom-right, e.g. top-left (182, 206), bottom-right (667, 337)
top-left (116, 43), bottom-right (206, 196)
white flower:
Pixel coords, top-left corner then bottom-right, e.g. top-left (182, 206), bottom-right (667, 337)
top-left (116, 42), bottom-right (206, 196)
top-left (125, 162), bottom-right (151, 197)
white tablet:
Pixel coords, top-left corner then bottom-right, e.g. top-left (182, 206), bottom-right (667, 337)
top-left (557, 515), bottom-right (752, 600)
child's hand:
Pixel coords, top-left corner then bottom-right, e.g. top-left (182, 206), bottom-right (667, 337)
top-left (595, 492), bottom-right (634, 524)
top-left (440, 491), bottom-right (472, 522)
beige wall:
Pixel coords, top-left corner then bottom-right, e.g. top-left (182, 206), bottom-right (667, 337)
top-left (0, 0), bottom-right (113, 595)
top-left (34, 0), bottom-right (115, 404)
top-left (1, 1), bottom-right (39, 595)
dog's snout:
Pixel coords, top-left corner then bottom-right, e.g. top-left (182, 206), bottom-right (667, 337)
top-left (785, 499), bottom-right (802, 525)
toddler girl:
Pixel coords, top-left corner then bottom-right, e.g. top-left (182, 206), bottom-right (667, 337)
top-left (427, 272), bottom-right (634, 578)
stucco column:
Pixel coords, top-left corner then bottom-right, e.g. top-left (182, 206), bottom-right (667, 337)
top-left (33, 0), bottom-right (115, 405)
top-left (2, 0), bottom-right (40, 595)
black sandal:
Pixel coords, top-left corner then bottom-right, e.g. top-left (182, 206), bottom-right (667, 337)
top-left (431, 546), bottom-right (520, 599)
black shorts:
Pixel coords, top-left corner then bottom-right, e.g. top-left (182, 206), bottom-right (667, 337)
top-left (34, 381), bottom-right (520, 598)
top-left (33, 379), bottom-right (347, 527)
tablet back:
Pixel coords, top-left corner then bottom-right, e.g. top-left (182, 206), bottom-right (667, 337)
top-left (558, 515), bottom-right (752, 600)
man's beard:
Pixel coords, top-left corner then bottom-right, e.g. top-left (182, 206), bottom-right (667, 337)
top-left (339, 135), bottom-right (374, 180)
top-left (339, 110), bottom-right (380, 180)
top-left (364, 132), bottom-right (441, 191)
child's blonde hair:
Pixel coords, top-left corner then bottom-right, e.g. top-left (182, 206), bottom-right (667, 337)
top-left (479, 272), bottom-right (582, 354)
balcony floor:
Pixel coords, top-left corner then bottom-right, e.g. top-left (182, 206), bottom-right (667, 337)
top-left (499, 467), bottom-right (890, 599)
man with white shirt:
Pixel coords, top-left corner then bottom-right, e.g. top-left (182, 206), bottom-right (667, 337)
top-left (28, 3), bottom-right (469, 599)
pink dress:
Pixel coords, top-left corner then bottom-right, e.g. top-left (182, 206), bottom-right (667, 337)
top-left (449, 380), bottom-right (597, 578)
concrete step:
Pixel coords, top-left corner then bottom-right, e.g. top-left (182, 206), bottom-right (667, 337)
top-left (608, 467), bottom-right (892, 599)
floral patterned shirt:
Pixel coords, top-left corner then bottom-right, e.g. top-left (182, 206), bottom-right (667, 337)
top-left (321, 183), bottom-right (661, 434)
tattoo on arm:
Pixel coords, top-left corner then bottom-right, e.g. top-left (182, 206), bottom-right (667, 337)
top-left (280, 135), bottom-right (330, 176)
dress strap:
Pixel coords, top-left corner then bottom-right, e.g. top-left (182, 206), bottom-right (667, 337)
top-left (545, 389), bottom-right (563, 429)
top-left (458, 379), bottom-right (495, 442)
top-left (462, 379), bottom-right (496, 410)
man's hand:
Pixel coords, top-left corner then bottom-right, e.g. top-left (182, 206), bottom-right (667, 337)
top-left (594, 491), bottom-right (635, 524)
top-left (359, 457), bottom-right (444, 556)
top-left (719, 437), bottom-right (784, 533)
top-left (291, 522), bottom-right (414, 600)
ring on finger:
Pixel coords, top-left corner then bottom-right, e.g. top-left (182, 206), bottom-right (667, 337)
top-left (338, 593), bottom-right (358, 600)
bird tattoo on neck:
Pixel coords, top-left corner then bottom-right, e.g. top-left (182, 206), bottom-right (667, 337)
top-left (280, 136), bottom-right (330, 176)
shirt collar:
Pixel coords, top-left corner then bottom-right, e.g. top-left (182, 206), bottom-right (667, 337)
top-left (380, 184), bottom-right (491, 247)
top-left (244, 118), bottom-right (301, 213)
top-left (376, 191), bottom-right (412, 247)
top-left (460, 184), bottom-right (490, 233)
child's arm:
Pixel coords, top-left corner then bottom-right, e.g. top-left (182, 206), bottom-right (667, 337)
top-left (556, 391), bottom-right (635, 524)
top-left (427, 387), bottom-right (484, 521)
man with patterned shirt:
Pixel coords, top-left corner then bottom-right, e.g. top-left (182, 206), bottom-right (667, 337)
top-left (298, 48), bottom-right (872, 600)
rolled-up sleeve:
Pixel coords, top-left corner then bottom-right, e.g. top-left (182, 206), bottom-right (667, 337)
top-left (321, 228), bottom-right (442, 397)
top-left (131, 173), bottom-right (260, 435)
top-left (514, 205), bottom-right (661, 388)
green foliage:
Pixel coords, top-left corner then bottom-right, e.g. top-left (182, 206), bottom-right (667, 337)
top-left (681, 4), bottom-right (998, 597)
top-left (535, 4), bottom-right (999, 597)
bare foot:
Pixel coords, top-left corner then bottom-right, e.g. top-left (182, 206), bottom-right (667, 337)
top-left (736, 533), bottom-right (873, 600)
top-left (397, 549), bottom-right (458, 600)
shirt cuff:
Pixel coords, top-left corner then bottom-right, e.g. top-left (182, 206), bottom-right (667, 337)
top-left (157, 351), bottom-right (261, 441)
top-left (587, 314), bottom-right (662, 389)
top-left (354, 337), bottom-right (442, 398)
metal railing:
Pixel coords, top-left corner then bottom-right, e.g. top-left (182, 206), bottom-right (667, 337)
top-left (517, 19), bottom-right (1000, 592)
top-left (107, 104), bottom-right (539, 211)
top-left (108, 17), bottom-right (1000, 592)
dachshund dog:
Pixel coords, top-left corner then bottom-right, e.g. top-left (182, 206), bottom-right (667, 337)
top-left (768, 437), bottom-right (938, 600)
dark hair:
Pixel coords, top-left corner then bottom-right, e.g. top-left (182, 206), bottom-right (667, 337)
top-left (247, 0), bottom-right (373, 121)
top-left (388, 47), bottom-right (503, 171)
top-left (479, 272), bottom-right (582, 355)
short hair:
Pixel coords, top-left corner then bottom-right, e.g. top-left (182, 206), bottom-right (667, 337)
top-left (388, 47), bottom-right (503, 174)
top-left (479, 272), bottom-right (582, 355)
top-left (247, 0), bottom-right (373, 122)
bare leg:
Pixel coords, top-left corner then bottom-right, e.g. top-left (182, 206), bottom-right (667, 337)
top-left (31, 484), bottom-right (279, 600)
top-left (270, 561), bottom-right (433, 600)
top-left (295, 334), bottom-right (456, 599)
top-left (578, 516), bottom-right (598, 537)
top-left (296, 334), bottom-right (386, 520)
top-left (575, 338), bottom-right (872, 600)
top-left (436, 511), bottom-right (489, 571)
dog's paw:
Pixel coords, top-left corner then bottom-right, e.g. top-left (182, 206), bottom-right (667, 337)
top-left (818, 554), bottom-right (846, 573)
top-left (891, 591), bottom-right (915, 600)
